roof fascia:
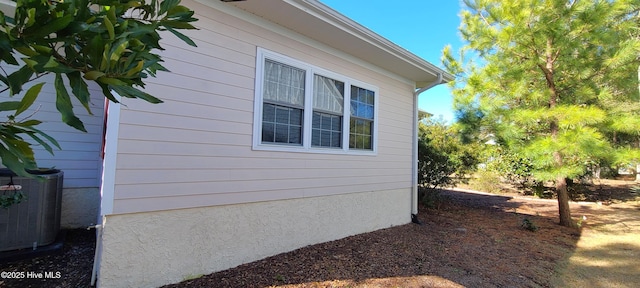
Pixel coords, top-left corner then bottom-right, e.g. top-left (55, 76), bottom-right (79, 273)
top-left (290, 0), bottom-right (454, 83)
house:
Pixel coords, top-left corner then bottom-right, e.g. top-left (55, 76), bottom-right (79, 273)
top-left (2, 0), bottom-right (453, 287)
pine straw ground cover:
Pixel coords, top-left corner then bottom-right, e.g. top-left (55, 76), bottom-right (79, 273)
top-left (1, 180), bottom-right (638, 288)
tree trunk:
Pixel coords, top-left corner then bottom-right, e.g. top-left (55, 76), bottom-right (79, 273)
top-left (543, 38), bottom-right (574, 227)
top-left (556, 176), bottom-right (576, 227)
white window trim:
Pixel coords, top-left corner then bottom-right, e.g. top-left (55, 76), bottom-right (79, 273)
top-left (253, 47), bottom-right (378, 155)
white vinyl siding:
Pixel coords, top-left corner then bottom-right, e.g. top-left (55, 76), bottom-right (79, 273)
top-left (109, 0), bottom-right (415, 214)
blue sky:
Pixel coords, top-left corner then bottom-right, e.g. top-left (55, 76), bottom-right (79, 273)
top-left (320, 0), bottom-right (464, 122)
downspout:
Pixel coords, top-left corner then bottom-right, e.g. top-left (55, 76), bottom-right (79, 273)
top-left (411, 73), bottom-right (443, 224)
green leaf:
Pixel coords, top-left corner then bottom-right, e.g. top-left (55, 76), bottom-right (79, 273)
top-left (107, 4), bottom-right (117, 23)
top-left (0, 74), bottom-right (8, 87)
top-left (165, 26), bottom-right (196, 47)
top-left (7, 65), bottom-right (34, 96)
top-left (26, 126), bottom-right (61, 150)
top-left (24, 131), bottom-right (55, 155)
top-left (104, 17), bottom-right (115, 40)
top-left (160, 0), bottom-right (180, 15)
top-left (22, 14), bottom-right (74, 39)
top-left (111, 85), bottom-right (163, 103)
top-left (100, 43), bottom-right (110, 70)
top-left (0, 49), bottom-right (19, 65)
top-left (167, 6), bottom-right (193, 18)
top-left (2, 137), bottom-right (38, 171)
top-left (67, 71), bottom-right (92, 114)
top-left (54, 74), bottom-right (87, 132)
top-left (43, 57), bottom-right (77, 73)
top-left (0, 144), bottom-right (34, 178)
top-left (22, 58), bottom-right (38, 69)
top-left (108, 39), bottom-right (129, 63)
top-left (87, 35), bottom-right (105, 69)
top-left (98, 83), bottom-right (119, 103)
top-left (14, 45), bottom-right (39, 57)
top-left (83, 71), bottom-right (106, 80)
top-left (97, 77), bottom-right (127, 86)
top-left (14, 119), bottom-right (42, 127)
top-left (32, 45), bottom-right (52, 55)
top-left (125, 60), bottom-right (145, 77)
top-left (0, 101), bottom-right (21, 112)
top-left (162, 20), bottom-right (197, 30)
top-left (15, 82), bottom-right (44, 116)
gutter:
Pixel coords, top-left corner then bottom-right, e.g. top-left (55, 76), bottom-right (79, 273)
top-left (411, 73), bottom-right (443, 224)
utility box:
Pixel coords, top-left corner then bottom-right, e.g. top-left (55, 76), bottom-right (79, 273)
top-left (0, 168), bottom-right (63, 252)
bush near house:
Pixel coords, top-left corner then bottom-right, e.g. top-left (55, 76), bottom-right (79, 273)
top-left (417, 117), bottom-right (481, 206)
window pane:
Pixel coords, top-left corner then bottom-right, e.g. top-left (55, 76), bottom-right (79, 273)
top-left (312, 111), bottom-right (342, 148)
top-left (263, 104), bottom-right (275, 122)
top-left (264, 59), bottom-right (305, 106)
top-left (350, 86), bottom-right (374, 120)
top-left (331, 132), bottom-right (341, 147)
top-left (312, 113), bottom-right (321, 129)
top-left (363, 135), bottom-right (372, 150)
top-left (349, 118), bottom-right (373, 150)
top-left (320, 130), bottom-right (331, 146)
top-left (312, 129), bottom-right (320, 146)
top-left (314, 74), bottom-right (344, 114)
top-left (290, 108), bottom-right (302, 125)
top-left (362, 120), bottom-right (371, 135)
top-left (275, 124), bottom-right (289, 142)
top-left (262, 103), bottom-right (302, 145)
top-left (289, 126), bottom-right (301, 144)
top-left (332, 116), bottom-right (340, 131)
top-left (351, 86), bottom-right (360, 102)
top-left (366, 90), bottom-right (375, 104)
top-left (321, 114), bottom-right (332, 130)
top-left (275, 107), bottom-right (290, 124)
top-left (262, 123), bottom-right (274, 142)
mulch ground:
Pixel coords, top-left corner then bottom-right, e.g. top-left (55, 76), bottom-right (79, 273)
top-left (0, 229), bottom-right (96, 288)
top-left (1, 180), bottom-right (637, 288)
top-left (160, 190), bottom-right (581, 288)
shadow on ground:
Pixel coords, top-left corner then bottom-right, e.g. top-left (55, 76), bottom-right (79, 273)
top-left (553, 199), bottom-right (640, 288)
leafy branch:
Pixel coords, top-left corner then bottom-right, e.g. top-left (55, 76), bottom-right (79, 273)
top-left (0, 0), bottom-right (198, 177)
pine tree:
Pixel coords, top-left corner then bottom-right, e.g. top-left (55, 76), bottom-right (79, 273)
top-left (444, 0), bottom-right (640, 227)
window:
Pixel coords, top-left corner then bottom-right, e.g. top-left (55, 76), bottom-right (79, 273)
top-left (312, 74), bottom-right (344, 148)
top-left (261, 60), bottom-right (305, 145)
top-left (254, 48), bottom-right (377, 154)
top-left (350, 86), bottom-right (374, 150)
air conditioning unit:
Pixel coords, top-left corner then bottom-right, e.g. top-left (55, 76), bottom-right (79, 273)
top-left (0, 169), bottom-right (64, 252)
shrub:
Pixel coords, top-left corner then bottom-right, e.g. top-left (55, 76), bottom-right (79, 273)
top-left (521, 218), bottom-right (539, 232)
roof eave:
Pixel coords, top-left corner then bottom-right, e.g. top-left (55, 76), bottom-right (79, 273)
top-left (223, 0), bottom-right (454, 87)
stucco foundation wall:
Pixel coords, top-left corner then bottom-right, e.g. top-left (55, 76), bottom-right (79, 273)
top-left (97, 188), bottom-right (410, 288)
top-left (61, 187), bottom-right (100, 229)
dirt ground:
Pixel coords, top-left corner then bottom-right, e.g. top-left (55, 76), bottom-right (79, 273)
top-left (1, 180), bottom-right (638, 288)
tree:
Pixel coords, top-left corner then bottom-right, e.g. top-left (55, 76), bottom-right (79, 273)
top-left (0, 0), bottom-right (197, 177)
top-left (418, 116), bottom-right (481, 190)
top-left (418, 117), bottom-right (458, 190)
top-left (444, 0), bottom-right (640, 227)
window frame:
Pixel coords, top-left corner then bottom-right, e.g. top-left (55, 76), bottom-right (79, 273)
top-left (253, 48), bottom-right (378, 155)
